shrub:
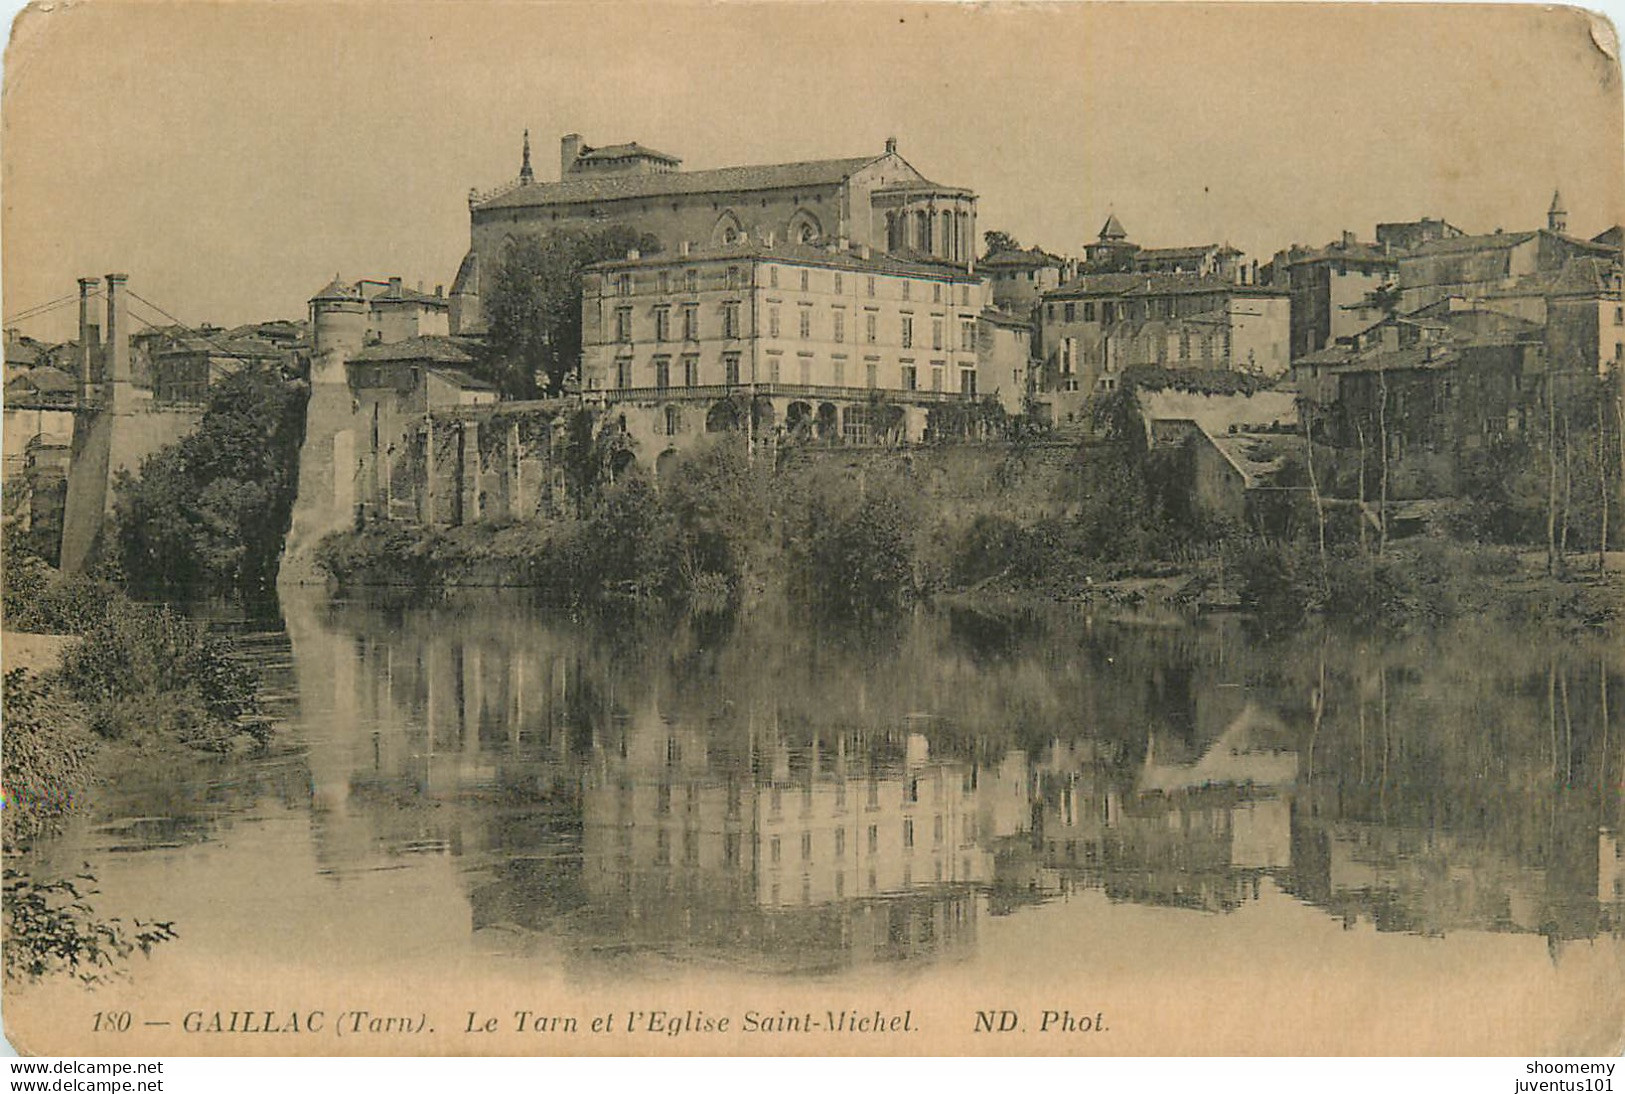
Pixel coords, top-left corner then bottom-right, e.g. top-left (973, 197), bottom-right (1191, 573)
top-left (1, 670), bottom-right (96, 849)
top-left (3, 868), bottom-right (176, 986)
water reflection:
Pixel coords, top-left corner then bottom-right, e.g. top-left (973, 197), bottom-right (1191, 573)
top-left (46, 590), bottom-right (1625, 978)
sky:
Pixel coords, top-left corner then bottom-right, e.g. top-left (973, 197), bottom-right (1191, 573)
top-left (2, 0), bottom-right (1622, 342)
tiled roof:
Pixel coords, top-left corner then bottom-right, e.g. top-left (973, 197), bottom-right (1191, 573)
top-left (1287, 241), bottom-right (1395, 266)
top-left (578, 142), bottom-right (680, 164)
top-left (1045, 273), bottom-right (1150, 298)
top-left (1406, 231), bottom-right (1537, 256)
top-left (350, 336), bottom-right (478, 364)
top-left (1123, 274), bottom-right (1286, 297)
top-left (476, 155), bottom-right (879, 212)
top-left (310, 276), bottom-right (358, 302)
top-left (1099, 213), bottom-right (1127, 241)
top-left (589, 239), bottom-right (978, 281)
top-left (7, 365), bottom-right (77, 393)
top-left (370, 286), bottom-right (448, 308)
top-left (426, 367), bottom-right (498, 391)
top-left (1137, 244), bottom-right (1239, 260)
top-left (979, 306), bottom-right (1034, 329)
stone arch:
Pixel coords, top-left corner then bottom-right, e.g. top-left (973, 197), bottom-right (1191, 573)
top-left (711, 209), bottom-right (744, 246)
top-left (786, 400), bottom-right (813, 436)
top-left (941, 209), bottom-right (955, 260)
top-left (886, 211), bottom-right (902, 252)
top-left (751, 395), bottom-right (776, 432)
top-left (788, 208), bottom-right (823, 245)
top-left (816, 402), bottom-right (839, 440)
top-left (655, 447), bottom-right (681, 481)
top-left (916, 209), bottom-right (931, 253)
top-left (706, 399), bottom-right (743, 433)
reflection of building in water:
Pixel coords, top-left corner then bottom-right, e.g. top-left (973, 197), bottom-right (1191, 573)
top-left (576, 719), bottom-right (1034, 969)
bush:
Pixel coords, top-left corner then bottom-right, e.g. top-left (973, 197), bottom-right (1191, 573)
top-left (1, 670), bottom-right (97, 849)
top-left (791, 482), bottom-right (919, 617)
top-left (3, 868), bottom-right (176, 986)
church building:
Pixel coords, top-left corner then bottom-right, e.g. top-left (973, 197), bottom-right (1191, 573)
top-left (449, 132), bottom-right (978, 335)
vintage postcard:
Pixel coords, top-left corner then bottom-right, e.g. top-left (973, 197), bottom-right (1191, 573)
top-left (2, 0), bottom-right (1623, 1061)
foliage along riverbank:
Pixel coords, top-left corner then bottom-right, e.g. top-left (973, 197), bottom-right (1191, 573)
top-left (1, 543), bottom-right (269, 986)
top-left (311, 426), bottom-right (1621, 633)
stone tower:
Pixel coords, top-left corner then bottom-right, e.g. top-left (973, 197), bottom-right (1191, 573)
top-left (1548, 189), bottom-right (1567, 234)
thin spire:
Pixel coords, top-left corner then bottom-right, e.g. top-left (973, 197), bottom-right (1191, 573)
top-left (519, 129), bottom-right (534, 185)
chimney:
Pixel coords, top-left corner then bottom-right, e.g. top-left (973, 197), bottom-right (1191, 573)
top-left (435, 284), bottom-right (444, 298)
top-left (679, 241), bottom-right (691, 257)
top-left (561, 133), bottom-right (583, 178)
top-left (884, 136), bottom-right (897, 156)
top-left (859, 244), bottom-right (871, 260)
top-left (1341, 229), bottom-right (1356, 248)
top-left (77, 277), bottom-right (98, 391)
top-left (104, 273), bottom-right (130, 402)
top-left (388, 276), bottom-right (403, 297)
top-left (764, 230), bottom-right (775, 248)
top-left (417, 280), bottom-right (425, 293)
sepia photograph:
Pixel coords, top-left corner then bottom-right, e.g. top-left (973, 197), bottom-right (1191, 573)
top-left (2, 0), bottom-right (1623, 1065)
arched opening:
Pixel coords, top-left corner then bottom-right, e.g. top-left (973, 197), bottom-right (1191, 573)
top-left (751, 395), bottom-right (776, 433)
top-left (786, 400), bottom-right (813, 438)
top-left (711, 210), bottom-right (744, 247)
top-left (706, 399), bottom-right (743, 433)
top-left (917, 209), bottom-right (931, 254)
top-left (886, 211), bottom-right (901, 252)
top-left (609, 448), bottom-right (637, 479)
top-left (789, 209), bottom-right (823, 245)
top-left (655, 447), bottom-right (681, 481)
top-left (816, 402), bottom-right (839, 441)
top-left (942, 209), bottom-right (955, 260)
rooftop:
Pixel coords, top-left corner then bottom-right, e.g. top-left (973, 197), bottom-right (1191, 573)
top-left (475, 154), bottom-right (881, 212)
top-left (980, 246), bottom-right (1063, 269)
top-left (577, 141), bottom-right (680, 165)
top-left (588, 239), bottom-right (980, 281)
top-left (350, 335), bottom-right (479, 365)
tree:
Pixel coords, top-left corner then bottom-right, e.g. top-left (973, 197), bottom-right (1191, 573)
top-left (981, 230), bottom-right (1021, 258)
top-left (113, 369), bottom-right (306, 596)
top-left (483, 226), bottom-right (662, 398)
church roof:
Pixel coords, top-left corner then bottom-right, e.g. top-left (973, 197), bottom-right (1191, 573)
top-left (1549, 189), bottom-right (1566, 215)
top-left (474, 154), bottom-right (881, 212)
top-left (577, 142), bottom-right (680, 165)
top-left (1099, 213), bottom-right (1127, 240)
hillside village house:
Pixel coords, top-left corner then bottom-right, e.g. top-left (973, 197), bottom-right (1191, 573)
top-left (1265, 232), bottom-right (1399, 360)
top-left (1033, 273), bottom-right (1290, 423)
top-left (979, 247), bottom-right (1068, 314)
top-left (452, 132), bottom-right (978, 335)
top-left (580, 240), bottom-right (990, 453)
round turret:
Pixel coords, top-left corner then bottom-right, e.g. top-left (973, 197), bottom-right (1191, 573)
top-left (309, 276), bottom-right (367, 357)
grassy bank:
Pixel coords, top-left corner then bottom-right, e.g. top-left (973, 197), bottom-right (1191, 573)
top-left (2, 550), bottom-right (267, 985)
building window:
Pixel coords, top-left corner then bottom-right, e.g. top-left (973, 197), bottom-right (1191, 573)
top-left (932, 318), bottom-right (944, 351)
top-left (767, 355), bottom-right (781, 383)
top-left (682, 355), bottom-right (698, 386)
top-left (801, 832), bottom-right (812, 860)
top-left (902, 364), bottom-right (917, 390)
top-left (769, 305), bottom-right (781, 339)
top-left (654, 356), bottom-right (670, 389)
top-left (799, 269), bottom-right (810, 292)
top-left (867, 276), bottom-right (876, 298)
top-left (654, 306), bottom-right (670, 342)
top-left (1064, 302), bottom-right (1075, 322)
top-left (724, 352), bottom-right (740, 386)
top-left (769, 265), bottom-right (779, 288)
top-left (902, 281), bottom-right (911, 302)
top-left (901, 317), bottom-right (914, 349)
top-left (931, 364), bottom-right (944, 391)
top-left (961, 285), bottom-right (970, 306)
top-left (615, 306), bottom-right (632, 343)
top-left (682, 303), bottom-right (698, 341)
top-left (866, 313), bottom-right (878, 344)
top-left (722, 302), bottom-right (740, 339)
top-left (961, 368), bottom-right (977, 396)
top-left (960, 319), bottom-right (975, 352)
top-left (726, 266), bottom-right (740, 290)
top-left (1615, 306), bottom-right (1623, 325)
top-left (932, 283), bottom-right (942, 303)
top-left (664, 405), bottom-right (682, 435)
top-left (866, 360), bottom-right (878, 388)
top-left (903, 818), bottom-right (914, 850)
top-left (799, 307), bottom-right (812, 339)
top-left (1084, 302), bottom-right (1096, 322)
top-left (617, 273), bottom-right (632, 296)
top-left (833, 310), bottom-right (846, 343)
top-left (684, 268), bottom-right (697, 293)
top-left (615, 358), bottom-right (631, 389)
top-left (798, 357), bottom-right (810, 385)
top-left (770, 836), bottom-right (781, 864)
top-left (834, 273), bottom-right (844, 294)
top-left (833, 358), bottom-right (845, 387)
top-left (868, 825), bottom-right (879, 854)
top-left (1102, 302), bottom-right (1115, 323)
top-left (835, 828), bottom-right (846, 857)
top-left (658, 271), bottom-right (669, 294)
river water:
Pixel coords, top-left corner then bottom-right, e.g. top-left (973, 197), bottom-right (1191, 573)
top-left (13, 589), bottom-right (1625, 1054)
